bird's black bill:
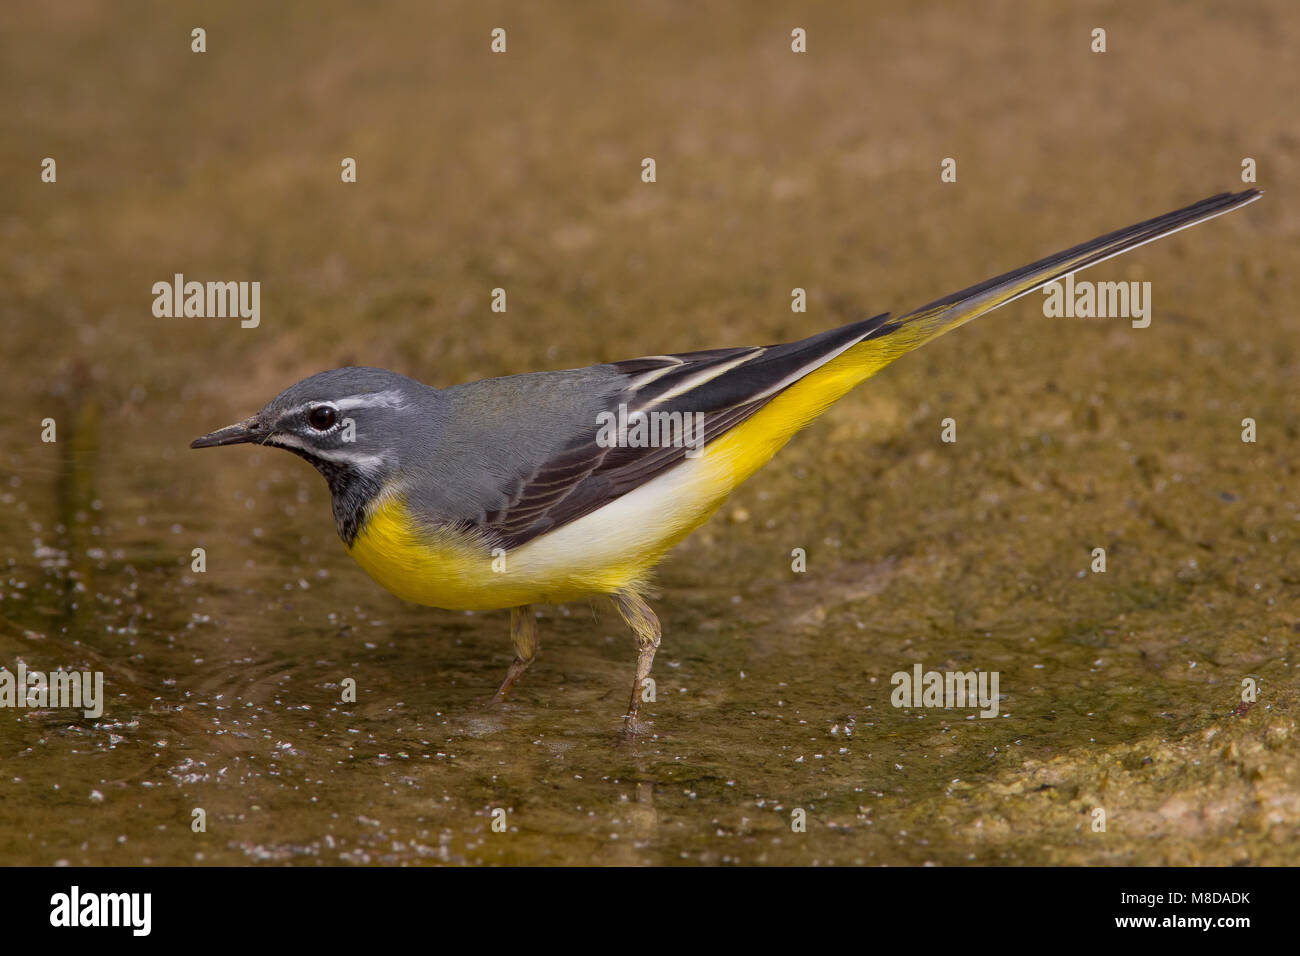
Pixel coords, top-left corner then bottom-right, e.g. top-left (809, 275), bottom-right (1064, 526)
top-left (190, 417), bottom-right (264, 448)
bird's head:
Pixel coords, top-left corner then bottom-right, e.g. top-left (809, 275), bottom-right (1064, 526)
top-left (191, 367), bottom-right (441, 539)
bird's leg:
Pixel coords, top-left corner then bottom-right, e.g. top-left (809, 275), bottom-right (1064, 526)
top-left (612, 590), bottom-right (661, 732)
top-left (492, 606), bottom-right (539, 702)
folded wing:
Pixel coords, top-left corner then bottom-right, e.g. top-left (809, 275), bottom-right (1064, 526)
top-left (482, 312), bottom-right (896, 549)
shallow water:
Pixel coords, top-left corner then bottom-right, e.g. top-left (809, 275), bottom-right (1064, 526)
top-left (1, 1), bottom-right (1297, 865)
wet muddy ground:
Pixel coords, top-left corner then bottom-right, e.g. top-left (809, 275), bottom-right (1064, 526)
top-left (1, 1), bottom-right (1296, 865)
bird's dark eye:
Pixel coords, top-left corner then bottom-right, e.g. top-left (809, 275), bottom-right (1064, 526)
top-left (308, 406), bottom-right (337, 430)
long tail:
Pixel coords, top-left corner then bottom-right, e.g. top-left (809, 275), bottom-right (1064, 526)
top-left (705, 189), bottom-right (1263, 482)
top-left (872, 188), bottom-right (1262, 353)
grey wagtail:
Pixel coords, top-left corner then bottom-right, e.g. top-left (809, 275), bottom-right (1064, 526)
top-left (192, 190), bottom-right (1260, 730)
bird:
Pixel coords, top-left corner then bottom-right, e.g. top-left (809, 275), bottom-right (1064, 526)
top-left (192, 189), bottom-right (1260, 732)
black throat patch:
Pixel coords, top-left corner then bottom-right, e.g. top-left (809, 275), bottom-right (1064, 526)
top-left (280, 448), bottom-right (383, 546)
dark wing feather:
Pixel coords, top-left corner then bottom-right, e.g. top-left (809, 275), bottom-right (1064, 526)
top-left (482, 312), bottom-right (893, 549)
